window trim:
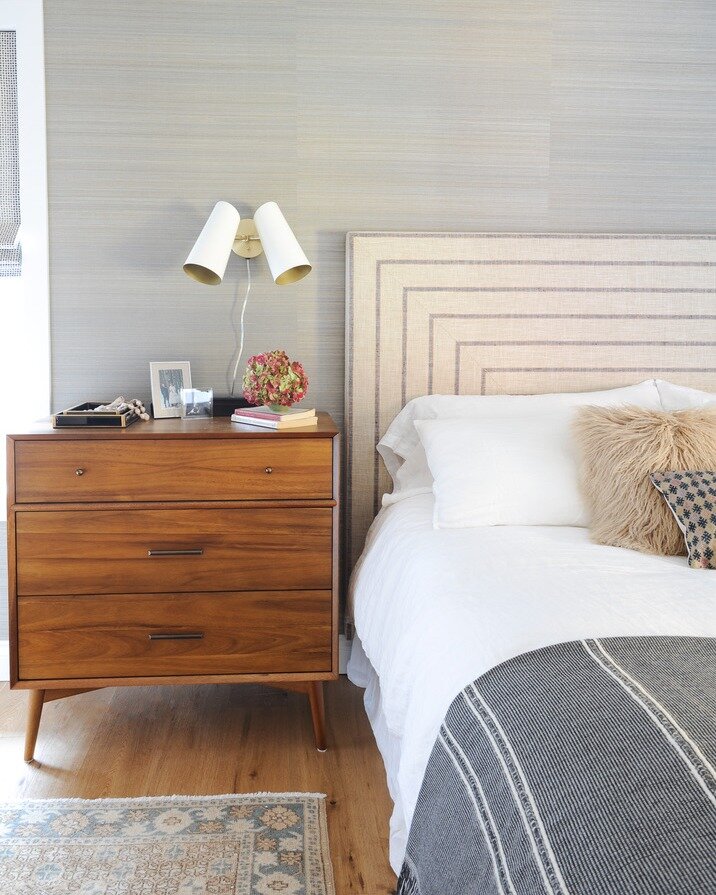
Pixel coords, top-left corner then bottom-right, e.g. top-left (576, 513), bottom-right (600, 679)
top-left (0, 0), bottom-right (50, 514)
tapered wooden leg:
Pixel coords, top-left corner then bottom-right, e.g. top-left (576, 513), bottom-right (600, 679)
top-left (307, 681), bottom-right (327, 752)
top-left (24, 689), bottom-right (45, 762)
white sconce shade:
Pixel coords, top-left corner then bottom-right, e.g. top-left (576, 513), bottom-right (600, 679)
top-left (183, 201), bottom-right (240, 285)
top-left (254, 201), bottom-right (311, 285)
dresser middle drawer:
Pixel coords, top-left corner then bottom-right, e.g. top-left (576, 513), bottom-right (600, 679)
top-left (15, 508), bottom-right (333, 596)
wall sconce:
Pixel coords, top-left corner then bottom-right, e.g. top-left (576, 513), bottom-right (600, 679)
top-left (183, 201), bottom-right (311, 403)
top-left (184, 201), bottom-right (311, 286)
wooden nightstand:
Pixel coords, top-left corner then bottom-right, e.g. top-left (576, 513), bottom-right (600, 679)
top-left (6, 413), bottom-right (339, 759)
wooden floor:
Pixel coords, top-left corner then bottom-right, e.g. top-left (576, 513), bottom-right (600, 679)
top-left (0, 676), bottom-right (397, 893)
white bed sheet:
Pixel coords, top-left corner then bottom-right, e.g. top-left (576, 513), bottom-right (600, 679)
top-left (346, 493), bottom-right (716, 873)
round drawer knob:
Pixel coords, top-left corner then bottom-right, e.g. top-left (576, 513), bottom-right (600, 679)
top-left (75, 468), bottom-right (85, 476)
top-left (264, 467), bottom-right (273, 474)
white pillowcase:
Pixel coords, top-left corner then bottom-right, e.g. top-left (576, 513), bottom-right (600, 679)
top-left (655, 380), bottom-right (715, 412)
top-left (379, 381), bottom-right (663, 507)
top-left (416, 412), bottom-right (589, 528)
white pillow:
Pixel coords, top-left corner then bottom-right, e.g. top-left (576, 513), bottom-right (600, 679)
top-left (416, 413), bottom-right (589, 528)
top-left (379, 381), bottom-right (663, 506)
top-left (655, 380), bottom-right (715, 412)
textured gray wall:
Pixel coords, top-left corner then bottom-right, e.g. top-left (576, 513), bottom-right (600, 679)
top-left (43, 0), bottom-right (715, 417)
top-left (1, 0), bottom-right (714, 644)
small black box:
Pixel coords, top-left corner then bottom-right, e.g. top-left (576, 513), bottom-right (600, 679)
top-left (52, 402), bottom-right (140, 428)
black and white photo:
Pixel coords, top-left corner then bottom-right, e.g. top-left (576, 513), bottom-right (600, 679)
top-left (149, 361), bottom-right (192, 418)
top-left (180, 387), bottom-right (213, 419)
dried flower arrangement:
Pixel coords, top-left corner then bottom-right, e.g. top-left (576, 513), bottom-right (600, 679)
top-left (242, 349), bottom-right (308, 408)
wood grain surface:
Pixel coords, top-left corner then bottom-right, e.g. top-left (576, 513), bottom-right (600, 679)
top-left (0, 677), bottom-right (397, 893)
top-left (15, 507), bottom-right (333, 595)
top-left (9, 413), bottom-right (338, 440)
top-left (18, 590), bottom-right (333, 679)
top-left (13, 437), bottom-right (333, 503)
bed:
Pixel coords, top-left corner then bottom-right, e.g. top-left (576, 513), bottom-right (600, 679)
top-left (344, 233), bottom-right (716, 891)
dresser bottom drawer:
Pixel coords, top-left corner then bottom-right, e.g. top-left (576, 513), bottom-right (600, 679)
top-left (17, 591), bottom-right (333, 680)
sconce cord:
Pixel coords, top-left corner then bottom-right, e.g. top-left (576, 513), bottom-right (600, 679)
top-left (229, 257), bottom-right (251, 396)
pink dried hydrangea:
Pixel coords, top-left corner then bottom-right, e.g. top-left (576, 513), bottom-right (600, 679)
top-left (242, 349), bottom-right (308, 407)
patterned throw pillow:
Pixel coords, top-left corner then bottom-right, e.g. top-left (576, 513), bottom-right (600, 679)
top-left (650, 471), bottom-right (716, 569)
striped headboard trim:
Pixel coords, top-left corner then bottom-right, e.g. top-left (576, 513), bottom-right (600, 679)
top-left (345, 232), bottom-right (716, 569)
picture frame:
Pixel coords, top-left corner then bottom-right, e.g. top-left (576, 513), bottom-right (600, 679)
top-left (149, 361), bottom-right (192, 419)
top-left (180, 387), bottom-right (213, 420)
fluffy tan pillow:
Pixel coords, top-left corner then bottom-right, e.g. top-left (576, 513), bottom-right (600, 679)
top-left (573, 406), bottom-right (716, 555)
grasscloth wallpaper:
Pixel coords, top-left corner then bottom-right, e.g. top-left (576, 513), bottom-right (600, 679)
top-left (0, 0), bottom-right (714, 641)
top-left (43, 0), bottom-right (715, 415)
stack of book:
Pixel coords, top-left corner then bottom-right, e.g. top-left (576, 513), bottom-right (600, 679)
top-left (231, 405), bottom-right (318, 429)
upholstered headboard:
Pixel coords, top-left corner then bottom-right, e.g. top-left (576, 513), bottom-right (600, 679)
top-left (345, 232), bottom-right (716, 567)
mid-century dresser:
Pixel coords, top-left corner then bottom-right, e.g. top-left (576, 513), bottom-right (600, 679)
top-left (6, 413), bottom-right (339, 760)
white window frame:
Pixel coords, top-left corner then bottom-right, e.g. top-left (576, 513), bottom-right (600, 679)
top-left (0, 0), bottom-right (50, 514)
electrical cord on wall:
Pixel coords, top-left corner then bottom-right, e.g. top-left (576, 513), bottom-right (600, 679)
top-left (229, 257), bottom-right (251, 397)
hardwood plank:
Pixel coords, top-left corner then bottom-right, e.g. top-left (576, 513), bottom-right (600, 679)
top-left (18, 591), bottom-right (333, 679)
top-left (15, 507), bottom-right (332, 595)
top-left (0, 677), bottom-right (396, 894)
top-left (14, 437), bottom-right (333, 503)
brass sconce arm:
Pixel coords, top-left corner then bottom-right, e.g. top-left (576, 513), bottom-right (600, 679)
top-left (232, 219), bottom-right (263, 258)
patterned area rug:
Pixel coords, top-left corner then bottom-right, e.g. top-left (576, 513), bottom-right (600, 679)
top-left (0, 792), bottom-right (335, 895)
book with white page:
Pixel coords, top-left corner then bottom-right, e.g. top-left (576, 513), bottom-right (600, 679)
top-left (234, 406), bottom-right (316, 423)
top-left (231, 413), bottom-right (318, 430)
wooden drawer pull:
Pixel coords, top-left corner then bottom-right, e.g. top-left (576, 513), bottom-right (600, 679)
top-left (148, 632), bottom-right (204, 641)
top-left (147, 548), bottom-right (204, 557)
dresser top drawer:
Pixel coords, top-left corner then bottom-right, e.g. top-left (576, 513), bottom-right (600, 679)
top-left (12, 437), bottom-right (334, 504)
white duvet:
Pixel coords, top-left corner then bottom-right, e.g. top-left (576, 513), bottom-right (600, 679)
top-left (347, 493), bottom-right (716, 873)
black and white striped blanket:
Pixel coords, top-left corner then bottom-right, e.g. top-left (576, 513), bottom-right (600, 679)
top-left (397, 636), bottom-right (716, 895)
